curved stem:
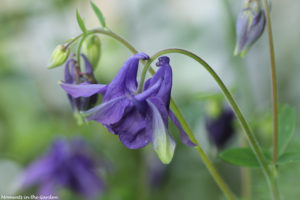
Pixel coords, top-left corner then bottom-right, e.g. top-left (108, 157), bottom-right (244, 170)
top-left (143, 48), bottom-right (279, 200)
top-left (264, 0), bottom-right (278, 164)
top-left (70, 28), bottom-right (235, 199)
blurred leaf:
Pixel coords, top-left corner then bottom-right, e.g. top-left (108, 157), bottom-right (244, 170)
top-left (219, 147), bottom-right (271, 168)
top-left (91, 1), bottom-right (106, 27)
top-left (277, 152), bottom-right (300, 165)
top-left (76, 9), bottom-right (87, 33)
top-left (278, 104), bottom-right (296, 155)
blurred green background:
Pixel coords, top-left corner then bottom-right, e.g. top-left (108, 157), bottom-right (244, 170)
top-left (0, 0), bottom-right (299, 199)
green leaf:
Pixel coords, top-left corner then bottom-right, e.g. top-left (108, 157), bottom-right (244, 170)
top-left (90, 1), bottom-right (106, 27)
top-left (278, 104), bottom-right (296, 155)
top-left (219, 147), bottom-right (271, 168)
top-left (76, 9), bottom-right (87, 33)
top-left (277, 152), bottom-right (300, 165)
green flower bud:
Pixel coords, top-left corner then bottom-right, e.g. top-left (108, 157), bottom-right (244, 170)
top-left (48, 45), bottom-right (70, 69)
top-left (82, 35), bottom-right (101, 69)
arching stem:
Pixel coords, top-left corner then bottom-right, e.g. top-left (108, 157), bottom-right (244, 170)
top-left (142, 48), bottom-right (279, 200)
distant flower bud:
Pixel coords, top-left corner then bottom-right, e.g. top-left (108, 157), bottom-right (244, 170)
top-left (48, 45), bottom-right (70, 69)
top-left (205, 108), bottom-right (235, 149)
top-left (82, 35), bottom-right (101, 69)
top-left (234, 0), bottom-right (266, 57)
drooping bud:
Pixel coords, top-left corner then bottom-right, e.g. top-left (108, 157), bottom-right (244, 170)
top-left (82, 35), bottom-right (101, 69)
top-left (234, 0), bottom-right (266, 57)
top-left (205, 107), bottom-right (235, 149)
top-left (62, 55), bottom-right (99, 125)
top-left (48, 45), bottom-right (70, 69)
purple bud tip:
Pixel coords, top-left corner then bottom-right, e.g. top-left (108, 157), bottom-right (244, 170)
top-left (156, 56), bottom-right (170, 67)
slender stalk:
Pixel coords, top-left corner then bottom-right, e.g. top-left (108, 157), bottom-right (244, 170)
top-left (70, 28), bottom-right (235, 200)
top-left (263, 0), bottom-right (278, 164)
top-left (142, 48), bottom-right (279, 200)
top-left (76, 34), bottom-right (88, 67)
top-left (170, 100), bottom-right (235, 200)
top-left (64, 34), bottom-right (84, 49)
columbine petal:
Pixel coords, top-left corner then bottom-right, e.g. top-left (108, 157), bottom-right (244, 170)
top-left (169, 111), bottom-right (196, 147)
top-left (38, 180), bottom-right (57, 198)
top-left (144, 56), bottom-right (172, 106)
top-left (103, 53), bottom-right (149, 101)
top-left (135, 78), bottom-right (162, 101)
top-left (85, 96), bottom-right (130, 124)
top-left (245, 11), bottom-right (265, 48)
top-left (117, 109), bottom-right (151, 149)
top-left (81, 54), bottom-right (94, 75)
top-left (64, 59), bottom-right (76, 83)
top-left (21, 157), bottom-right (54, 187)
top-left (147, 98), bottom-right (176, 164)
top-left (70, 160), bottom-right (104, 198)
top-left (60, 82), bottom-right (107, 98)
top-left (235, 12), bottom-right (249, 55)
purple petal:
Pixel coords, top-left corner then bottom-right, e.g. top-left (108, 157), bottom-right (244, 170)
top-left (235, 13), bottom-right (249, 54)
top-left (60, 82), bottom-right (107, 98)
top-left (81, 54), bottom-right (94, 75)
top-left (85, 96), bottom-right (130, 124)
top-left (245, 11), bottom-right (265, 48)
top-left (21, 157), bottom-right (54, 187)
top-left (116, 108), bottom-right (151, 149)
top-left (135, 78), bottom-right (162, 101)
top-left (38, 180), bottom-right (57, 199)
top-left (70, 161), bottom-right (104, 198)
top-left (169, 111), bottom-right (196, 147)
top-left (103, 53), bottom-right (149, 101)
top-left (144, 57), bottom-right (172, 107)
top-left (64, 59), bottom-right (76, 83)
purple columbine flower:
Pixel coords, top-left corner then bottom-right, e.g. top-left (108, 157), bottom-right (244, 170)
top-left (205, 108), bottom-right (235, 149)
top-left (64, 55), bottom-right (99, 113)
top-left (60, 53), bottom-right (194, 164)
top-left (20, 138), bottom-right (105, 199)
top-left (234, 0), bottom-right (266, 57)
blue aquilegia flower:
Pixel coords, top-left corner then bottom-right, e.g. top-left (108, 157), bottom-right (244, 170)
top-left (60, 53), bottom-right (194, 164)
top-left (234, 0), bottom-right (266, 57)
top-left (21, 138), bottom-right (105, 199)
top-left (64, 55), bottom-right (99, 113)
top-left (205, 108), bottom-right (235, 149)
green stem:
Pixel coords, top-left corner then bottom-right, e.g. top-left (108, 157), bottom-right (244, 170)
top-left (64, 34), bottom-right (84, 49)
top-left (76, 34), bottom-right (88, 67)
top-left (263, 0), bottom-right (278, 164)
top-left (142, 48), bottom-right (279, 200)
top-left (70, 28), bottom-right (235, 200)
top-left (170, 100), bottom-right (235, 200)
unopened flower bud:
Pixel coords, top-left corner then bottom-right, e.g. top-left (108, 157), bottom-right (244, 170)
top-left (82, 35), bottom-right (101, 69)
top-left (48, 45), bottom-right (70, 69)
top-left (234, 0), bottom-right (266, 57)
top-left (205, 107), bottom-right (235, 149)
